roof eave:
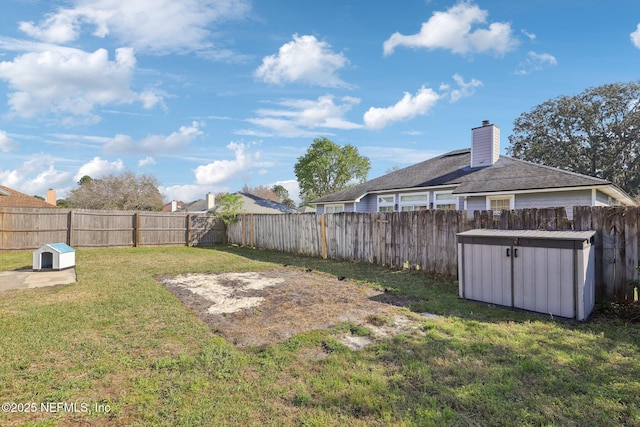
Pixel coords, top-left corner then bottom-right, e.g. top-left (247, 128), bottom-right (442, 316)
top-left (599, 185), bottom-right (636, 206)
top-left (455, 184), bottom-right (636, 205)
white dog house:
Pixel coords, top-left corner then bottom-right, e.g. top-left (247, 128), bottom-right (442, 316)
top-left (457, 229), bottom-right (596, 320)
top-left (33, 243), bottom-right (76, 271)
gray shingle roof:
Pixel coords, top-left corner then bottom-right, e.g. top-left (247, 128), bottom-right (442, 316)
top-left (311, 149), bottom-right (622, 204)
top-left (237, 192), bottom-right (296, 213)
top-left (181, 192), bottom-right (296, 213)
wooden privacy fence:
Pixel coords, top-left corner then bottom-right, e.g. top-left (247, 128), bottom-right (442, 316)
top-left (228, 206), bottom-right (640, 300)
top-left (0, 207), bottom-right (226, 251)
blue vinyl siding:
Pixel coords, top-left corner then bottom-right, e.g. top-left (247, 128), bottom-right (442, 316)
top-left (356, 194), bottom-right (377, 212)
top-left (515, 190), bottom-right (592, 218)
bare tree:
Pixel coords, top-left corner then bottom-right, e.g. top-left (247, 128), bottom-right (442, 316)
top-left (241, 184), bottom-right (279, 201)
top-left (68, 171), bottom-right (165, 211)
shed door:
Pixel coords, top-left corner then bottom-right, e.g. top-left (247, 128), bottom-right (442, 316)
top-left (513, 247), bottom-right (574, 318)
top-left (462, 244), bottom-right (512, 307)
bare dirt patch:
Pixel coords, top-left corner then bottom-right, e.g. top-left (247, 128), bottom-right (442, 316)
top-left (159, 267), bottom-right (426, 348)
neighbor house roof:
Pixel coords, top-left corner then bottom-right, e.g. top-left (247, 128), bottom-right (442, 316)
top-left (236, 192), bottom-right (296, 214)
top-left (311, 149), bottom-right (634, 205)
top-left (180, 192), bottom-right (296, 214)
top-left (0, 184), bottom-right (58, 208)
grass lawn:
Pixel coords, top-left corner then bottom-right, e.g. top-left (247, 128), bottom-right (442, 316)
top-left (1, 245), bottom-right (639, 426)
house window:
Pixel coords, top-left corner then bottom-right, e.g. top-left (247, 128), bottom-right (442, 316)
top-left (324, 204), bottom-right (344, 214)
top-left (486, 195), bottom-right (515, 217)
top-left (399, 193), bottom-right (428, 211)
top-left (434, 191), bottom-right (458, 210)
top-left (378, 195), bottom-right (395, 212)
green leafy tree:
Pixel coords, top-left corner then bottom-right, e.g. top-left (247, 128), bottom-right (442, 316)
top-left (271, 184), bottom-right (296, 208)
top-left (214, 192), bottom-right (243, 224)
top-left (507, 81), bottom-right (640, 195)
top-left (294, 137), bottom-right (371, 204)
top-left (77, 175), bottom-right (93, 186)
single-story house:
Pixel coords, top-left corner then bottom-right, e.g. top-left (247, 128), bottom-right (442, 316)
top-left (0, 185), bottom-right (58, 208)
top-left (168, 192), bottom-right (297, 214)
top-left (311, 121), bottom-right (635, 218)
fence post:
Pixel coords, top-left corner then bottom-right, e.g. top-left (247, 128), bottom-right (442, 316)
top-left (250, 214), bottom-right (255, 247)
top-left (320, 214), bottom-right (327, 259)
top-left (241, 214), bottom-right (246, 246)
top-left (185, 214), bottom-right (191, 246)
top-left (67, 210), bottom-right (74, 246)
top-left (134, 212), bottom-right (140, 247)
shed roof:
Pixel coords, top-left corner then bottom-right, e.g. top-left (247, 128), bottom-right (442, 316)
top-left (457, 229), bottom-right (596, 241)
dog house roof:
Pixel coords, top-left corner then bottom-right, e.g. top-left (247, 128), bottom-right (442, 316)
top-left (37, 243), bottom-right (75, 253)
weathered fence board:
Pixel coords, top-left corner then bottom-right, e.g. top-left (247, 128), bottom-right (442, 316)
top-left (0, 207), bottom-right (225, 251)
top-left (227, 207), bottom-right (640, 300)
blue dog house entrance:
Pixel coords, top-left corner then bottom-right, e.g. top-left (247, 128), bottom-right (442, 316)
top-left (33, 243), bottom-right (76, 271)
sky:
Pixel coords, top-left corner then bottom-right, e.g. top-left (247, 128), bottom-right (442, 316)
top-left (1, 0), bottom-right (640, 206)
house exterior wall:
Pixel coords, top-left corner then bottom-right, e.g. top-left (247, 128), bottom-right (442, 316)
top-left (357, 194), bottom-right (377, 212)
top-left (595, 189), bottom-right (612, 205)
top-left (465, 196), bottom-right (486, 213)
top-left (466, 189), bottom-right (593, 218)
top-left (514, 190), bottom-right (592, 218)
top-left (314, 202), bottom-right (355, 214)
top-left (316, 188), bottom-right (620, 216)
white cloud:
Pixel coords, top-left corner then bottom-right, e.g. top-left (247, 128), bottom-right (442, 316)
top-left (0, 130), bottom-right (19, 152)
top-left (515, 51), bottom-right (557, 75)
top-left (239, 95), bottom-right (362, 138)
top-left (0, 154), bottom-right (72, 196)
top-left (103, 121), bottom-right (204, 154)
top-left (138, 156), bottom-right (156, 167)
top-left (160, 184), bottom-right (227, 204)
top-left (0, 169), bottom-right (21, 189)
top-left (74, 156), bottom-right (125, 182)
top-left (439, 73), bottom-right (483, 102)
top-left (383, 2), bottom-right (518, 56)
top-left (0, 47), bottom-right (162, 120)
top-left (194, 142), bottom-right (259, 185)
top-left (363, 86), bottom-right (441, 130)
top-left (19, 0), bottom-right (252, 55)
top-left (243, 95), bottom-right (362, 137)
top-left (631, 24), bottom-right (640, 49)
top-left (255, 34), bottom-right (350, 87)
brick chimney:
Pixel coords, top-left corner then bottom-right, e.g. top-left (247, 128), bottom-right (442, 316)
top-left (470, 120), bottom-right (500, 168)
top-left (46, 189), bottom-right (56, 206)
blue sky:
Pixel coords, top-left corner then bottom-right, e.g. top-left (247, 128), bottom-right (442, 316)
top-left (1, 0), bottom-right (640, 205)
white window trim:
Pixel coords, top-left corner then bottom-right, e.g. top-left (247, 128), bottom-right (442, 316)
top-left (377, 194), bottom-right (395, 212)
top-left (486, 194), bottom-right (515, 211)
top-left (434, 190), bottom-right (458, 209)
top-left (399, 192), bottom-right (429, 211)
top-left (324, 203), bottom-right (345, 214)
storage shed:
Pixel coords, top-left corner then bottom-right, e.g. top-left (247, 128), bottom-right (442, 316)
top-left (33, 243), bottom-right (76, 271)
top-left (457, 229), bottom-right (595, 320)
